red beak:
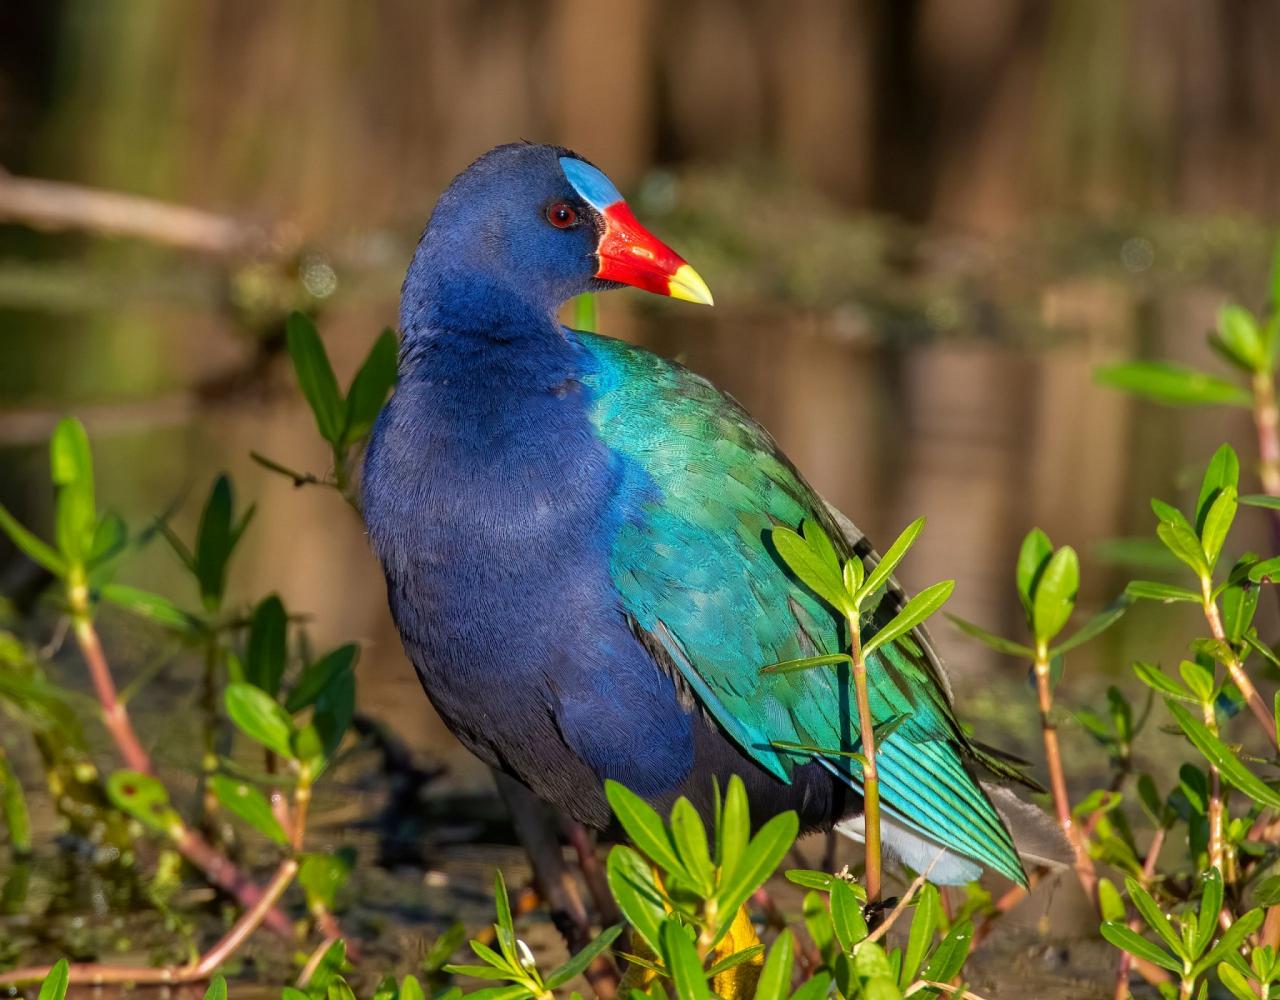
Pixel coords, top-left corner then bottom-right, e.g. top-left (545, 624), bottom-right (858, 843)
top-left (595, 203), bottom-right (714, 306)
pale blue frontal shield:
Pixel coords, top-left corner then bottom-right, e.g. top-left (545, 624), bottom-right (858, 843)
top-left (559, 156), bottom-right (624, 211)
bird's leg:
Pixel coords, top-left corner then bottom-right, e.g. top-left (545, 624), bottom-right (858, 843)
top-left (709, 903), bottom-right (765, 999)
top-left (492, 771), bottom-right (619, 997)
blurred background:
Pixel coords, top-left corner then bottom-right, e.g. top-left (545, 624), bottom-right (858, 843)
top-left (2, 1), bottom-right (1280, 984)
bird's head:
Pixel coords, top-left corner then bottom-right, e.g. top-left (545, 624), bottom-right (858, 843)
top-left (407, 143), bottom-right (712, 325)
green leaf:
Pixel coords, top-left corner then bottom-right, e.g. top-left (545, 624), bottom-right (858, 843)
top-left (572, 293), bottom-right (597, 333)
top-left (863, 580), bottom-right (954, 657)
top-left (196, 475), bottom-right (234, 611)
top-left (1194, 908), bottom-right (1264, 975)
top-left (605, 781), bottom-right (685, 877)
top-left (1098, 922), bottom-right (1181, 974)
top-left (710, 810), bottom-right (799, 949)
top-left (922, 919), bottom-right (974, 983)
top-left (51, 417), bottom-right (96, 563)
top-left (1051, 597), bottom-right (1129, 656)
top-left (87, 512), bottom-right (127, 571)
top-left (343, 329), bottom-right (399, 446)
top-left (900, 883), bottom-right (939, 988)
top-left (202, 976), bottom-right (227, 1000)
top-left (1125, 580), bottom-right (1201, 604)
top-left (1094, 361), bottom-right (1252, 407)
top-left (1218, 962), bottom-right (1263, 1000)
top-left (1032, 546), bottom-right (1079, 644)
top-left (661, 921), bottom-right (710, 1000)
top-left (1132, 662), bottom-right (1193, 700)
top-left (1200, 486), bottom-right (1238, 572)
top-left (1220, 583), bottom-right (1259, 643)
top-left (1213, 306), bottom-right (1266, 373)
top-left (299, 849), bottom-right (355, 912)
top-left (546, 925), bottom-right (623, 989)
top-left (224, 682), bottom-right (294, 758)
top-left (1194, 868), bottom-right (1224, 958)
top-left (1178, 660), bottom-right (1215, 704)
top-left (1239, 494), bottom-right (1280, 510)
top-left (802, 519), bottom-right (842, 580)
top-left (1157, 520), bottom-right (1209, 578)
top-left (210, 774), bottom-right (289, 845)
top-left (0, 750), bottom-right (32, 853)
top-left (784, 869), bottom-right (834, 891)
top-left (398, 977), bottom-right (426, 1000)
top-left (790, 973), bottom-right (832, 1000)
top-left (670, 797), bottom-right (714, 893)
top-left (313, 662), bottom-right (355, 758)
top-left (945, 614), bottom-right (1034, 658)
top-left (1016, 529), bottom-right (1053, 616)
top-left (287, 644), bottom-right (358, 713)
top-left (246, 595), bottom-right (288, 697)
top-left (0, 502), bottom-right (67, 575)
top-left (858, 516), bottom-right (924, 602)
top-left (422, 923), bottom-right (466, 974)
top-left (753, 929), bottom-right (794, 1000)
top-left (771, 526), bottom-right (851, 614)
top-left (1123, 877), bottom-right (1185, 958)
top-left (106, 770), bottom-right (182, 834)
top-left (99, 583), bottom-right (194, 630)
top-left (1248, 556), bottom-right (1280, 582)
top-left (829, 879), bottom-right (867, 952)
top-left (287, 312), bottom-right (345, 445)
top-left (802, 890), bottom-right (834, 958)
top-left (37, 959), bottom-right (69, 1000)
top-left (1198, 445), bottom-right (1241, 527)
top-left (1166, 700), bottom-right (1280, 809)
top-left (1097, 877), bottom-right (1126, 923)
top-left (718, 775), bottom-right (749, 888)
top-left (605, 845), bottom-right (666, 953)
top-left (760, 653), bottom-right (852, 675)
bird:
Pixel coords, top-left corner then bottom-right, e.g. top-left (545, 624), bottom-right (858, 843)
top-left (362, 142), bottom-right (1065, 887)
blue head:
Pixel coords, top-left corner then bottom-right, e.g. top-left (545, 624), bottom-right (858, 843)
top-left (401, 143), bottom-right (711, 336)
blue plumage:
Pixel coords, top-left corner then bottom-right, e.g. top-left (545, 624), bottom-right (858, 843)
top-left (364, 143), bottom-right (1047, 885)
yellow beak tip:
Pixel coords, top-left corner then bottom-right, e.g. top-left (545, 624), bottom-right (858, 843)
top-left (668, 264), bottom-right (715, 307)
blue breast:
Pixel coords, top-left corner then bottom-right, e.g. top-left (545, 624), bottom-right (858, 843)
top-left (362, 313), bottom-right (695, 811)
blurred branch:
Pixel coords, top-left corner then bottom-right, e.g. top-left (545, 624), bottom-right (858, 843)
top-left (0, 166), bottom-right (291, 256)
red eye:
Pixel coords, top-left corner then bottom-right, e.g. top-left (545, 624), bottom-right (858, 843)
top-left (546, 202), bottom-right (578, 228)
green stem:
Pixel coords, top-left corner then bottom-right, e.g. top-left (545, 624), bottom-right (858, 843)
top-left (847, 609), bottom-right (881, 905)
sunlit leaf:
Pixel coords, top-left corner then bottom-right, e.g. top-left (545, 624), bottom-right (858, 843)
top-left (710, 810), bottom-right (798, 949)
top-left (210, 774), bottom-right (289, 845)
top-left (1032, 546), bottom-right (1078, 644)
top-left (1016, 529), bottom-right (1053, 617)
top-left (863, 580), bottom-right (954, 657)
top-left (1098, 921), bottom-right (1181, 973)
top-left (224, 682), bottom-right (294, 758)
top-left (545, 925), bottom-right (622, 989)
top-left (759, 652), bottom-right (852, 675)
top-left (771, 526), bottom-right (851, 614)
top-left (1094, 361), bottom-right (1251, 407)
top-left (605, 845), bottom-right (666, 953)
top-left (106, 770), bottom-right (182, 834)
top-left (1166, 700), bottom-right (1280, 808)
top-left (858, 516), bottom-right (924, 603)
top-left (661, 921), bottom-right (710, 1000)
top-left (0, 502), bottom-right (67, 576)
top-left (1051, 597), bottom-right (1130, 656)
top-left (36, 959), bottom-right (69, 1000)
top-left (945, 614), bottom-right (1034, 658)
top-left (1125, 580), bottom-right (1200, 604)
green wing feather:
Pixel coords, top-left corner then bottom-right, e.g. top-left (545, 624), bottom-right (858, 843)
top-left (577, 330), bottom-right (1026, 884)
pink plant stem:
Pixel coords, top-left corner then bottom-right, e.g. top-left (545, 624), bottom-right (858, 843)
top-left (71, 608), bottom-right (293, 938)
top-left (1034, 643), bottom-right (1098, 904)
top-left (0, 859), bottom-right (298, 987)
top-left (1113, 827), bottom-right (1168, 1000)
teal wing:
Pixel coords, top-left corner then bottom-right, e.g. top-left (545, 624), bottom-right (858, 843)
top-left (576, 331), bottom-right (1024, 884)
